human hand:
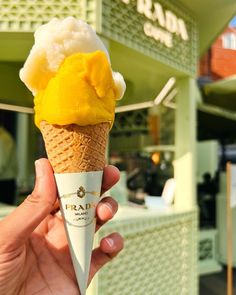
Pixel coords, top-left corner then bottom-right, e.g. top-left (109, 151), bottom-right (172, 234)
top-left (0, 158), bottom-right (123, 295)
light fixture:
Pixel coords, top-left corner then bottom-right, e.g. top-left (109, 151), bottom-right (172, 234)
top-left (0, 103), bottom-right (34, 114)
top-left (162, 88), bottom-right (178, 109)
top-left (151, 152), bottom-right (160, 165)
top-left (115, 77), bottom-right (176, 113)
top-left (153, 77), bottom-right (176, 105)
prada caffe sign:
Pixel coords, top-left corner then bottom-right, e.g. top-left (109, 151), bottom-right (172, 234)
top-left (122, 0), bottom-right (189, 47)
top-left (101, 0), bottom-right (197, 74)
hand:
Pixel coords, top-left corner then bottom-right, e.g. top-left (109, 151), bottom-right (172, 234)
top-left (0, 158), bottom-right (124, 295)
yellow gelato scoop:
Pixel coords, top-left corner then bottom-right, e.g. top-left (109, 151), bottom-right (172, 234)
top-left (34, 51), bottom-right (119, 128)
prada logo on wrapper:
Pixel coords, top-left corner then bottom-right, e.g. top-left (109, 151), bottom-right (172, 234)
top-left (61, 186), bottom-right (100, 199)
top-left (55, 171), bottom-right (103, 228)
top-left (65, 203), bottom-right (96, 211)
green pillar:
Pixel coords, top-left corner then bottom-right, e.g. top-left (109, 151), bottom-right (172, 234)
top-left (174, 77), bottom-right (197, 210)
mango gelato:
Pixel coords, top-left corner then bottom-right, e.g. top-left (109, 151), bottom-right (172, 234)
top-left (34, 50), bottom-right (119, 128)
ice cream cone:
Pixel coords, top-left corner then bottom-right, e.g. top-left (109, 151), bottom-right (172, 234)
top-left (19, 16), bottom-right (126, 295)
top-left (40, 121), bottom-right (109, 173)
top-left (40, 121), bottom-right (110, 295)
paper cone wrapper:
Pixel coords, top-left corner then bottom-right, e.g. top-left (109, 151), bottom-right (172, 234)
top-left (40, 121), bottom-right (109, 295)
top-left (55, 171), bottom-right (103, 295)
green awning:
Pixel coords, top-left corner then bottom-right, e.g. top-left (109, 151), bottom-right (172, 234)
top-left (204, 75), bottom-right (236, 95)
top-left (201, 76), bottom-right (236, 112)
top-left (198, 75), bottom-right (236, 141)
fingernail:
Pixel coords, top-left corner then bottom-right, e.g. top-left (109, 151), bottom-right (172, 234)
top-left (106, 237), bottom-right (114, 249)
top-left (103, 203), bottom-right (113, 218)
top-left (35, 160), bottom-right (44, 178)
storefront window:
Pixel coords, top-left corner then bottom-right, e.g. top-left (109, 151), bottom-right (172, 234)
top-left (109, 103), bottom-right (175, 204)
top-left (0, 107), bottom-right (45, 205)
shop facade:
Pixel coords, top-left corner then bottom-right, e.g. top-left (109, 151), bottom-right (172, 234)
top-left (88, 2), bottom-right (198, 294)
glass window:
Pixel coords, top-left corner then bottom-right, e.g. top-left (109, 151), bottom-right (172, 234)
top-left (223, 32), bottom-right (236, 50)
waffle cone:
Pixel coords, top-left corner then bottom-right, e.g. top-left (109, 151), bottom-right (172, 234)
top-left (40, 121), bottom-right (110, 173)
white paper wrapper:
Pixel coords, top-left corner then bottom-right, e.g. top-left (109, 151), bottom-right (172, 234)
top-left (55, 171), bottom-right (103, 295)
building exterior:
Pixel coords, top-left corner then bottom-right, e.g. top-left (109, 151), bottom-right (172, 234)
top-left (200, 26), bottom-right (236, 79)
top-left (199, 21), bottom-right (236, 269)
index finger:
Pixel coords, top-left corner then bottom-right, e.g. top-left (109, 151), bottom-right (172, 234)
top-left (101, 165), bottom-right (120, 195)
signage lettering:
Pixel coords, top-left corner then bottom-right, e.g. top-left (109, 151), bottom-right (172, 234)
top-left (137, 0), bottom-right (153, 19)
top-left (153, 2), bottom-right (165, 27)
top-left (121, 0), bottom-right (189, 47)
top-left (144, 22), bottom-right (172, 47)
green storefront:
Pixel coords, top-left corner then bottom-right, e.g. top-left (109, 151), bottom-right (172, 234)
top-left (0, 0), bottom-right (236, 294)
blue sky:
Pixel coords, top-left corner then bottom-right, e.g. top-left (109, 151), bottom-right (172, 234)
top-left (230, 16), bottom-right (236, 26)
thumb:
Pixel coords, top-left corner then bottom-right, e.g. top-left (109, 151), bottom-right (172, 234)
top-left (0, 158), bottom-right (57, 251)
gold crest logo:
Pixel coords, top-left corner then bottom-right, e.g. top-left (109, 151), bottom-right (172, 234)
top-left (77, 186), bottom-right (86, 198)
top-left (60, 187), bottom-right (100, 199)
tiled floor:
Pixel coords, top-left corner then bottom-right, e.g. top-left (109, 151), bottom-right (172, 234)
top-left (200, 267), bottom-right (236, 295)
